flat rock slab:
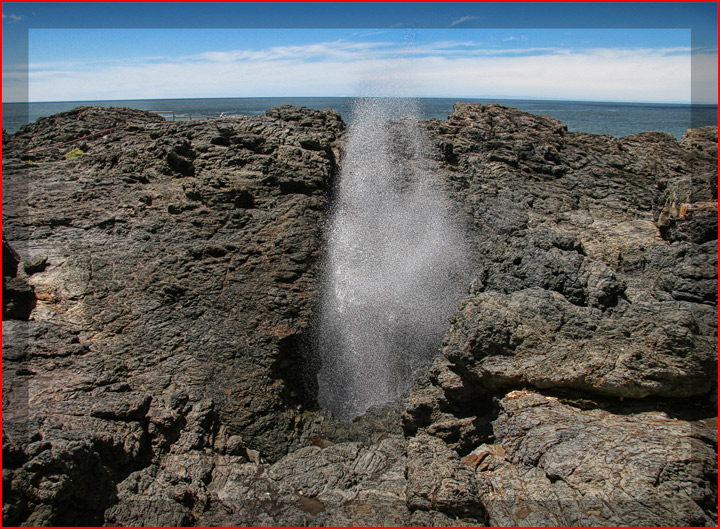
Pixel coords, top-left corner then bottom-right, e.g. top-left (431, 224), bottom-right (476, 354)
top-left (443, 287), bottom-right (716, 399)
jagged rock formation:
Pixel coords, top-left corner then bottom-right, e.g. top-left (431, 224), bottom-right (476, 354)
top-left (2, 238), bottom-right (36, 320)
top-left (2, 103), bottom-right (717, 526)
top-left (404, 103), bottom-right (718, 525)
top-left (2, 105), bottom-right (346, 525)
top-left (467, 390), bottom-right (717, 526)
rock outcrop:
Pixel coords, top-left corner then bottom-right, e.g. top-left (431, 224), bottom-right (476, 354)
top-left (2, 105), bottom-right (346, 524)
top-left (468, 390), bottom-right (717, 526)
top-left (403, 103), bottom-right (718, 525)
top-left (2, 103), bottom-right (716, 526)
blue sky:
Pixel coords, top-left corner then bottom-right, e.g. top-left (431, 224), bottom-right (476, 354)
top-left (2, 2), bottom-right (717, 103)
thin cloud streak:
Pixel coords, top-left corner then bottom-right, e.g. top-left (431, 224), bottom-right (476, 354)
top-left (2, 13), bottom-right (27, 23)
top-left (32, 39), bottom-right (690, 72)
top-left (449, 16), bottom-right (479, 27)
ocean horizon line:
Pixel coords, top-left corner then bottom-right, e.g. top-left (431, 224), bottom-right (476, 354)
top-left (4, 96), bottom-right (717, 139)
top-left (4, 96), bottom-right (716, 108)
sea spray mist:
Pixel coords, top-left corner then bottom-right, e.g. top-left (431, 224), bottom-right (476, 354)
top-left (315, 96), bottom-right (470, 420)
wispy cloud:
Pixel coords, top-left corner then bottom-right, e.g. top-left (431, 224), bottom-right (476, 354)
top-left (2, 13), bottom-right (27, 23)
top-left (189, 41), bottom-right (395, 63)
top-left (504, 35), bottom-right (528, 42)
top-left (29, 40), bottom-right (572, 71)
top-left (449, 16), bottom-right (478, 27)
top-left (24, 38), bottom-right (709, 104)
top-left (184, 40), bottom-right (569, 64)
top-left (350, 30), bottom-right (390, 39)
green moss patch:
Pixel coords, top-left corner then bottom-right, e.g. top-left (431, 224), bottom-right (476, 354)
top-left (65, 148), bottom-right (85, 160)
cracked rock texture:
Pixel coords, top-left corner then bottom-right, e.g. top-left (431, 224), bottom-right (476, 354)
top-left (467, 390), bottom-right (717, 527)
top-left (2, 103), bottom-right (717, 526)
top-left (2, 106), bottom-right (347, 525)
top-left (403, 103), bottom-right (717, 525)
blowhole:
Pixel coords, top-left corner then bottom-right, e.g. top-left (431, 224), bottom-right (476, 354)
top-left (311, 97), bottom-right (471, 422)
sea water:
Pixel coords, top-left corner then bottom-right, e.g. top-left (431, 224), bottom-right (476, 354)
top-left (3, 97), bottom-right (717, 139)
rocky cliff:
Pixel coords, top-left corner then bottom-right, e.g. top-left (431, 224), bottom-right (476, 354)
top-left (2, 104), bottom-right (716, 526)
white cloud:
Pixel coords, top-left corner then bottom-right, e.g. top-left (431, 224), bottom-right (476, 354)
top-left (504, 35), bottom-right (529, 42)
top-left (189, 41), bottom-right (394, 63)
top-left (2, 13), bottom-right (27, 23)
top-left (449, 16), bottom-right (478, 28)
top-left (25, 40), bottom-right (706, 104)
top-left (692, 52), bottom-right (718, 103)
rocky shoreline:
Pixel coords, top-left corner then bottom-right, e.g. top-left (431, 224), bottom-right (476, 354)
top-left (2, 104), bottom-right (717, 526)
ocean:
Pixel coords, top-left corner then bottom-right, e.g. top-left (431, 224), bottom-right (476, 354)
top-left (2, 97), bottom-right (717, 140)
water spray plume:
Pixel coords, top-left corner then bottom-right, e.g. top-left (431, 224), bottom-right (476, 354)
top-left (316, 96), bottom-right (470, 420)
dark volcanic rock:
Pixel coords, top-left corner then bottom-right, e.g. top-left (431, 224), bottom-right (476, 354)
top-left (406, 434), bottom-right (482, 518)
top-left (440, 288), bottom-right (715, 399)
top-left (2, 103), bottom-right (716, 526)
top-left (402, 103), bottom-right (717, 525)
top-left (469, 390), bottom-right (717, 526)
top-left (2, 105), bottom-right (345, 524)
top-left (13, 106), bottom-right (167, 161)
top-left (656, 126), bottom-right (718, 243)
top-left (2, 239), bottom-right (36, 320)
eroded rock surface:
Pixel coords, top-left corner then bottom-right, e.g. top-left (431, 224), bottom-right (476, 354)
top-left (468, 390), bottom-right (717, 527)
top-left (2, 103), bottom-right (716, 526)
top-left (403, 103), bottom-right (717, 525)
top-left (2, 106), bottom-right (346, 525)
